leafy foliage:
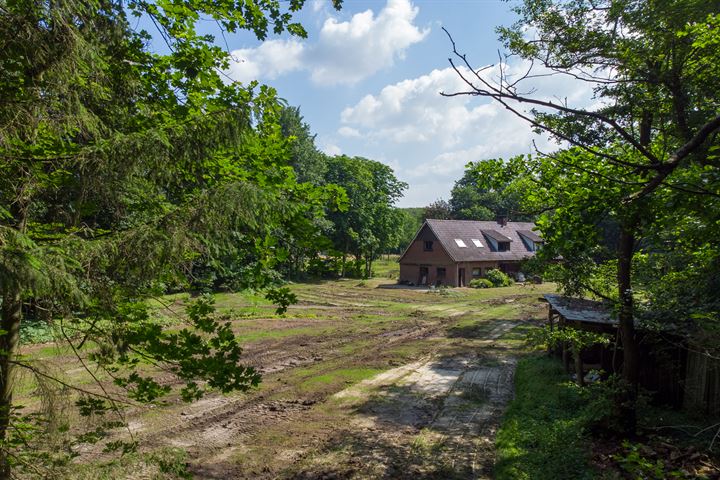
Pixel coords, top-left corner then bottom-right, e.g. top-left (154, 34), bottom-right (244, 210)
top-left (445, 0), bottom-right (720, 431)
top-left (324, 155), bottom-right (408, 277)
top-left (526, 326), bottom-right (610, 352)
top-left (422, 199), bottom-right (452, 220)
top-left (0, 0), bottom-right (345, 475)
top-left (450, 166), bottom-right (534, 221)
top-left (469, 278), bottom-right (494, 289)
top-left (484, 269), bottom-right (514, 288)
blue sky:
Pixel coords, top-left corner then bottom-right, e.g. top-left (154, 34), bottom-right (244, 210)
top-left (151, 1), bottom-right (594, 206)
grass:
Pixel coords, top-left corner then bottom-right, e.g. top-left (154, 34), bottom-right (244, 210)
top-left (63, 447), bottom-right (190, 479)
top-left (13, 276), bottom-right (560, 479)
top-left (372, 255), bottom-right (400, 279)
top-left (495, 355), bottom-right (597, 480)
top-left (299, 367), bottom-right (385, 391)
top-left (234, 325), bottom-right (329, 343)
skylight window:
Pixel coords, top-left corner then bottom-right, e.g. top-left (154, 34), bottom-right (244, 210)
top-left (454, 239), bottom-right (467, 248)
top-left (471, 239), bottom-right (483, 248)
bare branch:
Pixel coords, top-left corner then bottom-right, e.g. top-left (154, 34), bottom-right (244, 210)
top-left (10, 361), bottom-right (135, 406)
top-left (441, 27), bottom-right (660, 166)
top-left (625, 113), bottom-right (720, 203)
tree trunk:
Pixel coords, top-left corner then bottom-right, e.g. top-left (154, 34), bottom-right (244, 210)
top-left (617, 223), bottom-right (639, 434)
top-left (573, 344), bottom-right (585, 387)
top-left (0, 287), bottom-right (22, 479)
top-left (341, 239), bottom-right (349, 278)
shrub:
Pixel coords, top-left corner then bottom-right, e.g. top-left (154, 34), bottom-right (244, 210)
top-left (306, 256), bottom-right (341, 278)
top-left (469, 278), bottom-right (494, 289)
top-left (485, 269), bottom-right (514, 287)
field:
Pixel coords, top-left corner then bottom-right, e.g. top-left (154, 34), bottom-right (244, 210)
top-left (17, 259), bottom-right (558, 479)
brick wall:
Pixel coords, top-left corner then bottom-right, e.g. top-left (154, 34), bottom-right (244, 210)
top-left (399, 225), bottom-right (455, 285)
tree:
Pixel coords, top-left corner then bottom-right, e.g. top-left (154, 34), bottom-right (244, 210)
top-left (278, 105), bottom-right (328, 185)
top-left (324, 156), bottom-right (407, 277)
top-left (393, 208), bottom-right (424, 254)
top-left (422, 199), bottom-right (452, 220)
top-left (449, 162), bottom-right (534, 221)
top-left (445, 0), bottom-right (720, 432)
top-left (0, 0), bottom-right (341, 474)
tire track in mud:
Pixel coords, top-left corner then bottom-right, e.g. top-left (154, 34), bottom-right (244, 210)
top-left (302, 322), bottom-right (521, 480)
top-left (134, 307), bottom-right (471, 458)
top-left (92, 292), bottom-right (532, 478)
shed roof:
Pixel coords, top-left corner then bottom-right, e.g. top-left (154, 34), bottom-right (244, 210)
top-left (483, 229), bottom-right (513, 243)
top-left (543, 294), bottom-right (616, 325)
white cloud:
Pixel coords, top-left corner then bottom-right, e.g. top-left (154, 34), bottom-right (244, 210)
top-left (320, 142), bottom-right (342, 156)
top-left (227, 40), bottom-right (305, 84)
top-left (341, 67), bottom-right (502, 149)
top-left (338, 61), bottom-right (598, 206)
top-left (308, 0), bottom-right (428, 85)
top-left (226, 0), bottom-right (428, 85)
top-left (338, 126), bottom-right (362, 138)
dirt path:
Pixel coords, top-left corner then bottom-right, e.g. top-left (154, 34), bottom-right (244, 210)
top-left (140, 319), bottom-right (521, 479)
top-left (66, 282), bottom-right (553, 478)
top-left (135, 311), bottom-right (462, 450)
top-left (301, 323), bottom-right (519, 480)
top-left (312, 354), bottom-right (516, 480)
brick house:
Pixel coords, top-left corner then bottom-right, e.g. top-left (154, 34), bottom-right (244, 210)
top-left (398, 218), bottom-right (542, 287)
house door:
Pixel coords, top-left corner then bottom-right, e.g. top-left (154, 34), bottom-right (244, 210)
top-left (419, 266), bottom-right (429, 285)
top-left (458, 268), bottom-right (465, 287)
top-left (436, 267), bottom-right (446, 286)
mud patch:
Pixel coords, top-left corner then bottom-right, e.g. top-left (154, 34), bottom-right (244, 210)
top-left (305, 355), bottom-right (516, 479)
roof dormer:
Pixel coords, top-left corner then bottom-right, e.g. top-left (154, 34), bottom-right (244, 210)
top-left (482, 229), bottom-right (512, 252)
top-left (518, 230), bottom-right (543, 252)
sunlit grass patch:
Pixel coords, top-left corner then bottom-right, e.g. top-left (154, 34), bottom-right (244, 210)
top-left (235, 325), bottom-right (332, 343)
top-left (495, 355), bottom-right (596, 480)
top-left (299, 368), bottom-right (385, 392)
top-left (64, 447), bottom-right (190, 479)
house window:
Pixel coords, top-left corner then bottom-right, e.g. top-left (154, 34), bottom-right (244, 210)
top-left (436, 267), bottom-right (446, 279)
top-left (472, 268), bottom-right (481, 278)
top-left (454, 239), bottom-right (467, 247)
top-left (424, 240), bottom-right (433, 251)
top-left (471, 239), bottom-right (483, 248)
top-left (498, 242), bottom-right (510, 252)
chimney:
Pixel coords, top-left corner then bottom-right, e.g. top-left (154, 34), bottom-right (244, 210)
top-left (496, 214), bottom-right (508, 227)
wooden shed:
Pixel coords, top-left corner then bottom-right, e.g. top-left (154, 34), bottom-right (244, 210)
top-left (543, 294), bottom-right (718, 412)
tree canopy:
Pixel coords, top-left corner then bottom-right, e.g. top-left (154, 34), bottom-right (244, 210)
top-left (324, 155), bottom-right (407, 277)
top-left (0, 0), bottom-right (346, 474)
top-left (448, 0), bottom-right (720, 431)
top-left (449, 162), bottom-right (534, 221)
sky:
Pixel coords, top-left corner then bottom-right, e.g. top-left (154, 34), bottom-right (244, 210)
top-left (154, 0), bottom-right (597, 207)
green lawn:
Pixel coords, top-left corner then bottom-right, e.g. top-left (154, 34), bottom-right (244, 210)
top-left (495, 356), bottom-right (597, 480)
top-left (16, 277), bottom-right (562, 479)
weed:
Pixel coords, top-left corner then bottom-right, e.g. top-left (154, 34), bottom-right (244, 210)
top-left (495, 355), bottom-right (597, 480)
top-left (20, 319), bottom-right (56, 344)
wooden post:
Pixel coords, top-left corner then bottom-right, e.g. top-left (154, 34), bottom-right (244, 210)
top-left (559, 316), bottom-right (571, 373)
top-left (547, 309), bottom-right (555, 356)
top-left (574, 343), bottom-right (585, 387)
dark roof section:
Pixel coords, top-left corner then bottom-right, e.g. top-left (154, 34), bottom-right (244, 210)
top-left (543, 294), bottom-right (615, 325)
top-left (518, 229), bottom-right (543, 243)
top-left (423, 219), bottom-right (541, 262)
top-left (482, 229), bottom-right (513, 243)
